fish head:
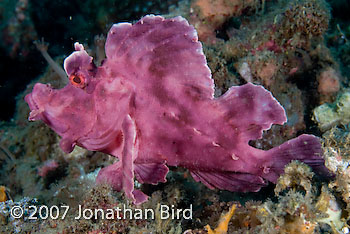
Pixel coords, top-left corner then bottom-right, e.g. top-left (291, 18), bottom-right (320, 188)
top-left (25, 43), bottom-right (133, 154)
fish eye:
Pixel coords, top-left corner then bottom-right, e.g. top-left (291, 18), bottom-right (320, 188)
top-left (69, 74), bottom-right (86, 88)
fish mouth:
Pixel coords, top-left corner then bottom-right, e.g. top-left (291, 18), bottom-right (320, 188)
top-left (24, 93), bottom-right (39, 120)
top-left (25, 83), bottom-right (52, 121)
top-left (25, 83), bottom-right (69, 134)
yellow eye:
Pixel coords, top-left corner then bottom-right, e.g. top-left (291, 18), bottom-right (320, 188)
top-left (69, 74), bottom-right (86, 88)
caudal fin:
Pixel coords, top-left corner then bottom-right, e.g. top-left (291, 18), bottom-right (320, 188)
top-left (263, 134), bottom-right (330, 183)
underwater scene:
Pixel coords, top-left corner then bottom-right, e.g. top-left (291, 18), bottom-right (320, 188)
top-left (1, 0), bottom-right (350, 233)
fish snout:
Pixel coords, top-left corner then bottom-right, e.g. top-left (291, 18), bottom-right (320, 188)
top-left (25, 83), bottom-right (53, 121)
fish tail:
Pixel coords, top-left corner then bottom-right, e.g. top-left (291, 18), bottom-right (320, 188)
top-left (262, 134), bottom-right (331, 182)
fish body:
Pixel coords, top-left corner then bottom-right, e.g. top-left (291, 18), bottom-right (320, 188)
top-left (25, 15), bottom-right (328, 204)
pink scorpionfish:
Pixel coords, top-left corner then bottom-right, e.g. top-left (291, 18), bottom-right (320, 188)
top-left (25, 15), bottom-right (328, 204)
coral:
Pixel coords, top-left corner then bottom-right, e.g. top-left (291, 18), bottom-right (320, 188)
top-left (313, 91), bottom-right (350, 131)
top-left (257, 191), bottom-right (317, 234)
top-left (255, 60), bottom-right (279, 87)
top-left (274, 161), bottom-right (315, 198)
top-left (323, 127), bottom-right (350, 160)
top-left (313, 103), bottom-right (340, 131)
top-left (0, 186), bottom-right (9, 202)
top-left (237, 61), bottom-right (253, 83)
top-left (317, 67), bottom-right (341, 102)
top-left (258, 162), bottom-right (346, 233)
top-left (329, 166), bottom-right (350, 215)
top-left (277, 0), bottom-right (330, 51)
top-left (322, 128), bottom-right (350, 217)
top-left (202, 43), bottom-right (238, 96)
top-left (189, 174), bottom-right (348, 234)
top-left (206, 204), bottom-right (236, 234)
top-left (316, 186), bottom-right (345, 232)
top-left (237, 51), bottom-right (281, 87)
top-left (189, 0), bottom-right (259, 42)
top-left (49, 180), bottom-right (186, 233)
top-left (337, 92), bottom-right (350, 121)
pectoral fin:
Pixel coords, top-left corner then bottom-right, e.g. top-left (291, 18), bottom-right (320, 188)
top-left (121, 115), bottom-right (148, 204)
top-left (96, 115), bottom-right (148, 204)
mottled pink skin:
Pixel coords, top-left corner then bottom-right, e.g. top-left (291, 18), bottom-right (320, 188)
top-left (25, 15), bottom-right (328, 204)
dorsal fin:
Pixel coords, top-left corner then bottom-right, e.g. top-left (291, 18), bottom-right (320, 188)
top-left (105, 15), bottom-right (215, 99)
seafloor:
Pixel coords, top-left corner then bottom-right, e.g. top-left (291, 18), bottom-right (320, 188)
top-left (1, 0), bottom-right (350, 233)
